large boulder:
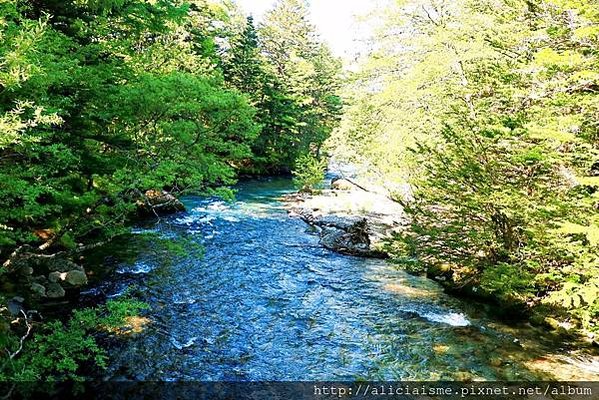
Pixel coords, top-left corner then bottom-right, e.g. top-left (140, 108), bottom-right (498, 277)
top-left (319, 218), bottom-right (382, 257)
top-left (297, 212), bottom-right (387, 258)
top-left (47, 258), bottom-right (82, 273)
top-left (290, 207), bottom-right (387, 257)
top-left (30, 283), bottom-right (46, 298)
top-left (46, 282), bottom-right (66, 299)
top-left (65, 270), bottom-right (88, 287)
top-left (137, 189), bottom-right (185, 216)
top-left (318, 215), bottom-right (366, 231)
top-left (321, 227), bottom-right (371, 256)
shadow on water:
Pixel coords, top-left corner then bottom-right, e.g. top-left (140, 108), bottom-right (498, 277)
top-left (82, 177), bottom-right (598, 381)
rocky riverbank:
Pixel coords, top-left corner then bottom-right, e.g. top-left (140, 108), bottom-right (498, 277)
top-left (284, 174), bottom-right (599, 350)
top-left (285, 177), bottom-right (407, 258)
top-left (0, 189), bottom-right (185, 313)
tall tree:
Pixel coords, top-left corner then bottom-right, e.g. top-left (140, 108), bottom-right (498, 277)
top-left (223, 15), bottom-right (297, 172)
top-left (257, 0), bottom-right (342, 170)
top-left (223, 16), bottom-right (262, 93)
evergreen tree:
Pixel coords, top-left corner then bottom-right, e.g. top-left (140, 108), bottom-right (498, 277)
top-left (224, 16), bottom-right (262, 93)
top-left (258, 0), bottom-right (342, 170)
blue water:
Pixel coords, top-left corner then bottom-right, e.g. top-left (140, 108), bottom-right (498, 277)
top-left (92, 178), bottom-right (572, 381)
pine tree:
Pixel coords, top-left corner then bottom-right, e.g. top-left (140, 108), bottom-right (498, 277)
top-left (224, 16), bottom-right (262, 94)
top-left (258, 0), bottom-right (342, 170)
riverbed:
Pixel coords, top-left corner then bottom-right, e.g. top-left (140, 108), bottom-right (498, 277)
top-left (83, 178), bottom-right (597, 381)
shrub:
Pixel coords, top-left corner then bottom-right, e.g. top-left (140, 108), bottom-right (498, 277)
top-left (0, 298), bottom-right (148, 382)
top-left (292, 153), bottom-right (327, 193)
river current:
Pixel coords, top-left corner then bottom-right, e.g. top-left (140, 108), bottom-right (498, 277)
top-left (82, 178), bottom-right (596, 381)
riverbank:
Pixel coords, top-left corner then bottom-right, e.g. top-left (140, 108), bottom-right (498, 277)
top-left (0, 189), bottom-right (185, 308)
top-left (285, 177), bottom-right (407, 258)
top-left (283, 174), bottom-right (599, 359)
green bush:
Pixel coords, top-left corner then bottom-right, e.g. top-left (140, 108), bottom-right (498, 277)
top-left (0, 298), bottom-right (148, 382)
top-left (292, 153), bottom-right (327, 193)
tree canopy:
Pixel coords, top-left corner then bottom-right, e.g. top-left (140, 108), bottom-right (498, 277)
top-left (0, 0), bottom-right (341, 381)
top-left (0, 0), bottom-right (341, 256)
top-left (330, 0), bottom-right (599, 332)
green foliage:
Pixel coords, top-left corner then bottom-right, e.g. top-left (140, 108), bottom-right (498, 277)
top-left (0, 0), bottom-right (342, 383)
top-left (223, 1), bottom-right (342, 172)
top-left (0, 299), bottom-right (148, 381)
top-left (103, 72), bottom-right (259, 192)
top-left (480, 263), bottom-right (536, 301)
top-left (0, 0), bottom-right (261, 256)
top-left (0, 0), bottom-right (340, 257)
top-left (332, 0), bottom-right (599, 332)
top-left (292, 153), bottom-right (327, 193)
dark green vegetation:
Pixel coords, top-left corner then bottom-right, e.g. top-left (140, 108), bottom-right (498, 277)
top-left (330, 0), bottom-right (598, 333)
top-left (1, 298), bottom-right (147, 381)
top-left (1, 0), bottom-right (597, 385)
top-left (0, 0), bottom-right (340, 381)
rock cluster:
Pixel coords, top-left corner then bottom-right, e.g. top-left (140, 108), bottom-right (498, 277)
top-left (12, 254), bottom-right (88, 300)
top-left (286, 177), bottom-right (406, 258)
top-left (4, 190), bottom-right (184, 305)
top-left (292, 210), bottom-right (388, 258)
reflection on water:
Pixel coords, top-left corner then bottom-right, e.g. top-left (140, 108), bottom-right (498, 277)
top-left (85, 178), bottom-right (597, 381)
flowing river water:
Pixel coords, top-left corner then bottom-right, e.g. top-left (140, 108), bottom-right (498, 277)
top-left (83, 178), bottom-right (597, 381)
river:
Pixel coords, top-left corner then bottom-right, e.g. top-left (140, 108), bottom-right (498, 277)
top-left (82, 178), bottom-right (597, 381)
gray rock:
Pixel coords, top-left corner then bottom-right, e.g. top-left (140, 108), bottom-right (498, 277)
top-left (292, 205), bottom-right (388, 257)
top-left (32, 275), bottom-right (47, 284)
top-left (65, 270), bottom-right (88, 286)
top-left (30, 283), bottom-right (47, 297)
top-left (7, 297), bottom-right (25, 316)
top-left (320, 227), bottom-right (347, 249)
top-left (47, 259), bottom-right (81, 273)
top-left (295, 210), bottom-right (362, 230)
top-left (48, 271), bottom-right (63, 283)
top-left (46, 282), bottom-right (65, 298)
top-left (321, 230), bottom-right (370, 254)
top-left (318, 215), bottom-right (363, 230)
top-left (318, 219), bottom-right (385, 257)
top-left (19, 265), bottom-right (34, 276)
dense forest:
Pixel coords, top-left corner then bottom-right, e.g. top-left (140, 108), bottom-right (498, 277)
top-left (330, 0), bottom-right (598, 333)
top-left (0, 0), bottom-right (598, 384)
top-left (0, 0), bottom-right (341, 381)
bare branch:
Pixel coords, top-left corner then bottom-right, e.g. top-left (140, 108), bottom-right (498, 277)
top-left (6, 310), bottom-right (33, 361)
top-left (421, 5), bottom-right (439, 26)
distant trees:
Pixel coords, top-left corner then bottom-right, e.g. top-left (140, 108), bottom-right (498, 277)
top-left (223, 0), bottom-right (342, 172)
top-left (331, 0), bottom-right (599, 331)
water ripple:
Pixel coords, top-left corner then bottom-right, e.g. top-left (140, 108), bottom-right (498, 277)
top-left (99, 178), bottom-right (574, 381)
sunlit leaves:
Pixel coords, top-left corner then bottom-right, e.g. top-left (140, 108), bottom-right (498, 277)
top-left (334, 0), bottom-right (599, 332)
